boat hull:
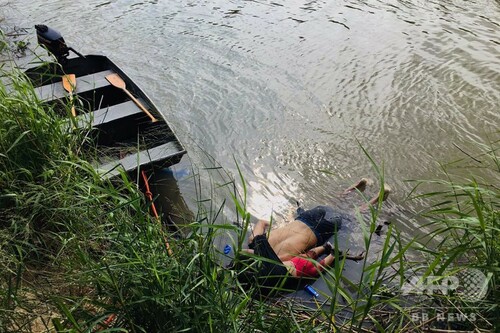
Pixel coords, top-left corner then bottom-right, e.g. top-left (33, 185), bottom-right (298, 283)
top-left (25, 55), bottom-right (186, 177)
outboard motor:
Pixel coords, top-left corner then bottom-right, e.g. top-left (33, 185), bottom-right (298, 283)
top-left (35, 24), bottom-right (83, 63)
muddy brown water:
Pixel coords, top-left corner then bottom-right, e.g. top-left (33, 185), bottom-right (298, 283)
top-left (4, 0), bottom-right (499, 300)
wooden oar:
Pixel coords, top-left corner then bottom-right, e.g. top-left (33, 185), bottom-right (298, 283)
top-left (62, 74), bottom-right (77, 117)
top-left (105, 73), bottom-right (158, 122)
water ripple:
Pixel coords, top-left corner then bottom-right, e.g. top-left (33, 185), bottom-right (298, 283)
top-left (8, 0), bottom-right (500, 239)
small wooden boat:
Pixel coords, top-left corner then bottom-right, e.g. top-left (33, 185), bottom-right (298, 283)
top-left (25, 25), bottom-right (186, 178)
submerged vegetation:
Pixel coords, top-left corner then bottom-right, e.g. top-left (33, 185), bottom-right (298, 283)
top-left (0, 37), bottom-right (498, 332)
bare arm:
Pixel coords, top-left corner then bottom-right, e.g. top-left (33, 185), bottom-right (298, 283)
top-left (248, 219), bottom-right (270, 244)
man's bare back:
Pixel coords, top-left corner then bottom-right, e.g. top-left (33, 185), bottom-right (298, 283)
top-left (246, 179), bottom-right (391, 261)
top-left (266, 220), bottom-right (317, 261)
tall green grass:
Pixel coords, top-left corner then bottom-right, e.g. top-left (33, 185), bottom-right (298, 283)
top-left (0, 44), bottom-right (332, 332)
top-left (58, 199), bottom-right (326, 332)
top-left (302, 155), bottom-right (415, 332)
top-left (0, 59), bottom-right (153, 331)
top-left (309, 140), bottom-right (498, 332)
top-left (406, 139), bottom-right (499, 331)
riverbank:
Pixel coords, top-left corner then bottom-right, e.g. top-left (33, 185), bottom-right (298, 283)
top-left (0, 30), bottom-right (498, 332)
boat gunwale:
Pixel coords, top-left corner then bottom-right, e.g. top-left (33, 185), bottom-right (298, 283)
top-left (24, 54), bottom-right (187, 175)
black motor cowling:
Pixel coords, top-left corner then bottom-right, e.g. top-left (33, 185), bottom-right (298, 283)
top-left (35, 24), bottom-right (70, 62)
top-left (35, 24), bottom-right (85, 63)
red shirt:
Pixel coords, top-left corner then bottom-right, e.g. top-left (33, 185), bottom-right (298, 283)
top-left (290, 256), bottom-right (320, 277)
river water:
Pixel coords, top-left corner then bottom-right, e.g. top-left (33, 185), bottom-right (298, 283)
top-left (3, 0), bottom-right (499, 237)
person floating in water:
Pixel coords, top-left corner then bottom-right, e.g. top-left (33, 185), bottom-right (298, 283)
top-left (234, 179), bottom-right (391, 294)
top-left (245, 178), bottom-right (391, 262)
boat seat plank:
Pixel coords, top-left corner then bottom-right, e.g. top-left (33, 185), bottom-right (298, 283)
top-left (35, 70), bottom-right (115, 101)
top-left (77, 99), bottom-right (145, 127)
top-left (97, 142), bottom-right (185, 177)
top-left (25, 53), bottom-right (187, 181)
